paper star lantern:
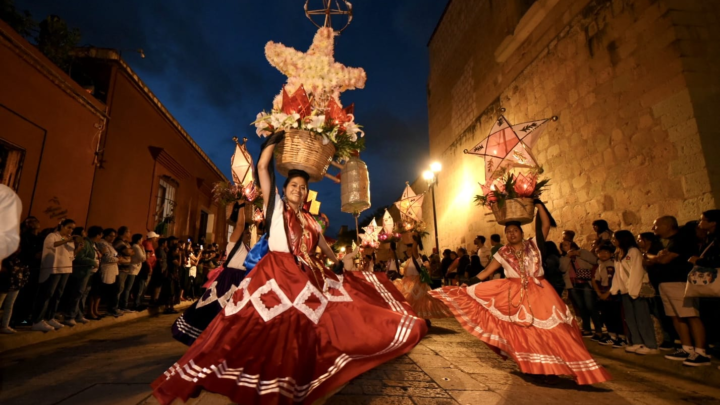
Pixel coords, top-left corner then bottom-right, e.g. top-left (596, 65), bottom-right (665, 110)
top-left (360, 218), bottom-right (380, 248)
top-left (382, 209), bottom-right (394, 235)
top-left (394, 183), bottom-right (424, 223)
top-left (464, 115), bottom-right (552, 183)
top-left (231, 138), bottom-right (257, 201)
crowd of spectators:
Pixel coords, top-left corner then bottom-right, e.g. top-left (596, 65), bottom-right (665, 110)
top-left (407, 211), bottom-right (719, 370)
top-left (0, 217), bottom-right (223, 334)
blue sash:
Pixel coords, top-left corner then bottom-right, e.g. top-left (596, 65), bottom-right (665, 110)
top-left (243, 234), bottom-right (269, 273)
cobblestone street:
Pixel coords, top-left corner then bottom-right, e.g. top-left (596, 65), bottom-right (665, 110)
top-left (2, 314), bottom-right (719, 405)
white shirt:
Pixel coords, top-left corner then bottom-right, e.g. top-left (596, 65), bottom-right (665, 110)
top-left (188, 252), bottom-right (198, 277)
top-left (267, 195), bottom-right (290, 253)
top-left (342, 246), bottom-right (360, 271)
top-left (611, 247), bottom-right (648, 298)
top-left (478, 246), bottom-right (491, 267)
top-left (225, 241), bottom-right (248, 270)
top-left (129, 244), bottom-right (146, 275)
top-left (98, 239), bottom-right (120, 284)
top-left (40, 232), bottom-right (75, 282)
top-left (403, 258), bottom-right (420, 277)
top-left (594, 259), bottom-right (615, 288)
top-left (0, 185), bottom-right (21, 262)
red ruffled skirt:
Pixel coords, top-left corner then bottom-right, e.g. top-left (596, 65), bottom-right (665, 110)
top-left (429, 278), bottom-right (611, 384)
top-left (152, 252), bottom-right (427, 404)
top-left (393, 276), bottom-right (453, 319)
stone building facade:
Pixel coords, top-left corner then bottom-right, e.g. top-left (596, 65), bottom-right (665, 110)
top-left (424, 0), bottom-right (719, 251)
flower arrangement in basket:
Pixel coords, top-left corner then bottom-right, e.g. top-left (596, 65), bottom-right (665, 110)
top-left (465, 113), bottom-right (557, 225)
top-left (474, 170), bottom-right (550, 225)
top-left (252, 27), bottom-right (367, 181)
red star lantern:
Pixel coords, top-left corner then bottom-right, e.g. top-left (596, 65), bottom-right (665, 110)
top-left (325, 98), bottom-right (355, 126)
top-left (281, 85), bottom-right (313, 118)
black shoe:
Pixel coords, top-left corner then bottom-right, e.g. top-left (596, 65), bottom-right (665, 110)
top-left (581, 330), bottom-right (593, 338)
top-left (659, 341), bottom-right (676, 351)
top-left (665, 349), bottom-right (691, 361)
top-left (683, 353), bottom-right (711, 367)
top-left (597, 334), bottom-right (614, 346)
top-left (591, 334), bottom-right (602, 342)
top-left (612, 338), bottom-right (628, 348)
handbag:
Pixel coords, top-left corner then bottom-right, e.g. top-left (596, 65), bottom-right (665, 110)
top-left (570, 260), bottom-right (593, 284)
top-left (243, 234), bottom-right (269, 273)
top-left (685, 242), bottom-right (720, 298)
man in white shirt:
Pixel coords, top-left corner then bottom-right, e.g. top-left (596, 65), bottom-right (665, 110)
top-left (0, 184), bottom-right (22, 262)
top-left (474, 235), bottom-right (491, 268)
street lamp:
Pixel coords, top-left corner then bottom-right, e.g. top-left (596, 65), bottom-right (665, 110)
top-left (423, 162), bottom-right (441, 255)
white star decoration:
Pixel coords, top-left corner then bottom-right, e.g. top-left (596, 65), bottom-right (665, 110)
top-left (360, 218), bottom-right (380, 247)
top-left (265, 27), bottom-right (367, 110)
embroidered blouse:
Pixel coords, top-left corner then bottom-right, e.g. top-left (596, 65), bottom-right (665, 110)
top-left (492, 238), bottom-right (544, 285)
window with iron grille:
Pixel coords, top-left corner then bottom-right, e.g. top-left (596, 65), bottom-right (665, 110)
top-left (154, 177), bottom-right (177, 236)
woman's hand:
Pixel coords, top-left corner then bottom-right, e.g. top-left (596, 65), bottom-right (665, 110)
top-left (688, 256), bottom-right (699, 265)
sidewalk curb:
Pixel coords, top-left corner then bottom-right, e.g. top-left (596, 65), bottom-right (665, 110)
top-left (587, 340), bottom-right (720, 387)
top-left (0, 301), bottom-right (192, 353)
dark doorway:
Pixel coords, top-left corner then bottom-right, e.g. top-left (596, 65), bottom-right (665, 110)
top-left (198, 210), bottom-right (209, 244)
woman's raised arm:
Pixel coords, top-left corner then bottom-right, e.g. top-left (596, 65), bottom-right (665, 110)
top-left (257, 144), bottom-right (276, 212)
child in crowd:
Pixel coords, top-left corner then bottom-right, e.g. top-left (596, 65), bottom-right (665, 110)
top-left (591, 244), bottom-right (627, 347)
top-left (611, 231), bottom-right (658, 355)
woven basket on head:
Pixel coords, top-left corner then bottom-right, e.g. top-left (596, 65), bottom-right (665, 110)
top-left (491, 198), bottom-right (536, 225)
top-left (275, 130), bottom-right (336, 182)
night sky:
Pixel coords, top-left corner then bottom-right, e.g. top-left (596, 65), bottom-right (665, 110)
top-left (17, 0), bottom-right (449, 235)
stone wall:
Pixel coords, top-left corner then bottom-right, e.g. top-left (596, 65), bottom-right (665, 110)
top-left (425, 0), bottom-right (718, 251)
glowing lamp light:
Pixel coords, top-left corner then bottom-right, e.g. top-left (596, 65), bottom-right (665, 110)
top-left (243, 182), bottom-right (258, 201)
top-left (253, 208), bottom-right (264, 222)
top-left (340, 247), bottom-right (346, 252)
top-left (422, 170), bottom-right (434, 181)
top-left (514, 173), bottom-right (537, 197)
top-left (430, 162), bottom-right (442, 173)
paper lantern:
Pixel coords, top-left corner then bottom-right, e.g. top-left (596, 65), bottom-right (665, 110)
top-left (340, 155), bottom-right (371, 214)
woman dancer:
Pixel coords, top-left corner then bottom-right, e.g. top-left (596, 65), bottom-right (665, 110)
top-left (171, 204), bottom-right (251, 345)
top-left (430, 203), bottom-right (611, 385)
top-left (153, 132), bottom-right (427, 404)
top-left (393, 236), bottom-right (452, 319)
